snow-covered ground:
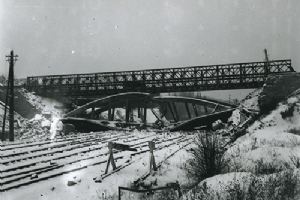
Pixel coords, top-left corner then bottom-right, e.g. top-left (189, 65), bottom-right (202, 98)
top-left (183, 89), bottom-right (300, 200)
top-left (3, 85), bottom-right (300, 199)
top-left (239, 88), bottom-right (262, 112)
top-left (1, 130), bottom-right (194, 200)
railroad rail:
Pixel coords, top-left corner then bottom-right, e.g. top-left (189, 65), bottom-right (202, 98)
top-left (26, 59), bottom-right (294, 97)
top-left (0, 131), bottom-right (191, 191)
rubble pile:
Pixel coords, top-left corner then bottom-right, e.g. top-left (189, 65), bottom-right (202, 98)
top-left (211, 87), bottom-right (262, 144)
top-left (1, 89), bottom-right (65, 142)
top-left (17, 114), bottom-right (53, 141)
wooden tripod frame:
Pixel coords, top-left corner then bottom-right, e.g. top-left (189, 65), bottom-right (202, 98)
top-left (105, 142), bottom-right (117, 174)
top-left (149, 141), bottom-right (157, 172)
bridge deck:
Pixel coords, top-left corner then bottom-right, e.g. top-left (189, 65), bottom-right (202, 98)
top-left (26, 59), bottom-right (294, 97)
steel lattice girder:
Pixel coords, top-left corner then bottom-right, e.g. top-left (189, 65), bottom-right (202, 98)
top-left (26, 59), bottom-right (294, 97)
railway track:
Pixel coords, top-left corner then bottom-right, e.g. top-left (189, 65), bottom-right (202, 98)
top-left (0, 131), bottom-right (192, 192)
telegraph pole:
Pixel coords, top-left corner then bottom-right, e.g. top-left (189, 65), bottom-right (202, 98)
top-left (5, 50), bottom-right (18, 141)
top-left (1, 80), bottom-right (9, 141)
top-left (264, 49), bottom-right (270, 75)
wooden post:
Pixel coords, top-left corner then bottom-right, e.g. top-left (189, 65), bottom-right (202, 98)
top-left (6, 51), bottom-right (17, 142)
top-left (105, 142), bottom-right (117, 174)
top-left (104, 142), bottom-right (137, 175)
top-left (149, 141), bottom-right (157, 172)
top-left (118, 187), bottom-right (121, 200)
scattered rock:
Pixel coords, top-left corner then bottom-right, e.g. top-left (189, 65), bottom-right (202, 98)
top-left (67, 180), bottom-right (77, 186)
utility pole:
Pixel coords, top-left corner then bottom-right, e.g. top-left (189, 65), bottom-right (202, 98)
top-left (4, 51), bottom-right (18, 141)
top-left (1, 80), bottom-right (9, 141)
top-left (264, 49), bottom-right (270, 75)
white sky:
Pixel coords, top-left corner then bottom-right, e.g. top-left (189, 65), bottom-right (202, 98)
top-left (0, 0), bottom-right (299, 78)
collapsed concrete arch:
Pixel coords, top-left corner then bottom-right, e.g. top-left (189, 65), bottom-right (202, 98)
top-left (61, 92), bottom-right (235, 132)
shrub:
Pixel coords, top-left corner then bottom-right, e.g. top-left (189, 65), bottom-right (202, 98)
top-left (263, 170), bottom-right (298, 200)
top-left (224, 175), bottom-right (258, 200)
top-left (185, 132), bottom-right (226, 182)
top-left (254, 158), bottom-right (279, 174)
top-left (290, 154), bottom-right (300, 168)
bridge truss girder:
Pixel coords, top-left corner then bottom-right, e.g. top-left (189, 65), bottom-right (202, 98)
top-left (26, 59), bottom-right (294, 97)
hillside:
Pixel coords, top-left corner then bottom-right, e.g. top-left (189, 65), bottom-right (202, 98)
top-left (183, 84), bottom-right (300, 200)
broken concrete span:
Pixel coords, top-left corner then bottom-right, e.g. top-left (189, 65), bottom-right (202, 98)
top-left (61, 92), bottom-right (236, 132)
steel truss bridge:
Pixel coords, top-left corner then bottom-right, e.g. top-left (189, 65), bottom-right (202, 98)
top-left (26, 59), bottom-right (294, 97)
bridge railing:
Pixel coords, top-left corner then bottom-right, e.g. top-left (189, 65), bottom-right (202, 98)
top-left (26, 59), bottom-right (294, 96)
